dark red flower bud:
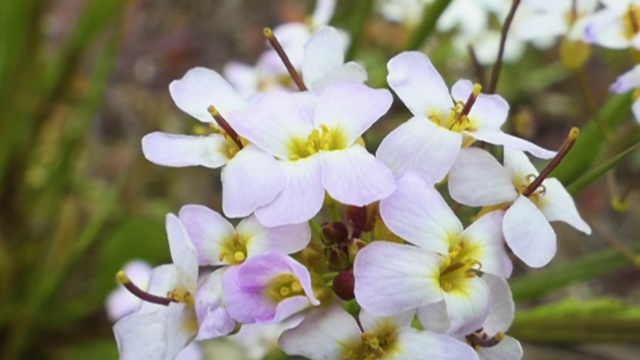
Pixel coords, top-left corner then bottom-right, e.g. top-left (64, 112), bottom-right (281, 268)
top-left (333, 269), bottom-right (355, 301)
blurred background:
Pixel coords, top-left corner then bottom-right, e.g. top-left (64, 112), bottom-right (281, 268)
top-left (0, 0), bottom-right (639, 359)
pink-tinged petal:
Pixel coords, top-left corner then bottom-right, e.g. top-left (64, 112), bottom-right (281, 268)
top-left (279, 305), bottom-right (361, 360)
top-left (238, 215), bottom-right (310, 257)
top-left (164, 302), bottom-right (197, 359)
top-left (390, 328), bottom-right (479, 360)
top-left (175, 343), bottom-right (203, 360)
top-left (477, 336), bottom-right (522, 360)
top-left (302, 26), bottom-right (345, 88)
top-left (354, 242), bottom-right (444, 316)
top-left (448, 148), bottom-right (517, 207)
top-left (141, 133), bottom-right (228, 169)
top-left (195, 270), bottom-right (236, 340)
top-left (284, 256), bottom-right (320, 305)
top-left (223, 61), bottom-right (258, 99)
top-left (311, 0), bottom-right (337, 27)
top-left (114, 310), bottom-right (166, 360)
top-left (359, 308), bottom-right (415, 333)
top-left (471, 130), bottom-right (556, 159)
top-left (503, 149), bottom-right (539, 180)
top-left (232, 317), bottom-right (303, 359)
top-left (222, 265), bottom-right (270, 324)
top-left (139, 265), bottom-right (179, 314)
top-left (416, 301), bottom-right (450, 334)
top-left (460, 211), bottom-right (509, 277)
top-left (503, 196), bottom-right (557, 268)
top-left (270, 296), bottom-right (314, 323)
top-left (169, 67), bottom-right (247, 123)
top-left (377, 117), bottom-right (462, 183)
top-left (308, 62), bottom-right (368, 93)
top-left (314, 83), bottom-right (392, 144)
top-left (380, 173), bottom-right (462, 254)
top-left (166, 214), bottom-right (198, 292)
top-left (321, 146), bottom-right (395, 206)
top-left (451, 79), bottom-right (509, 131)
top-left (387, 51), bottom-right (452, 117)
top-left (228, 91), bottom-right (313, 160)
top-left (255, 157), bottom-right (324, 227)
top-left (610, 65), bottom-right (640, 93)
top-left (538, 178), bottom-right (591, 234)
top-left (443, 277), bottom-right (490, 336)
top-left (482, 275), bottom-right (515, 335)
top-left (221, 144), bottom-right (286, 218)
top-left (178, 205), bottom-right (234, 266)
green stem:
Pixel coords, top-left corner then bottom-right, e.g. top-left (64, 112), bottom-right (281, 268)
top-left (328, 202), bottom-right (341, 222)
top-left (345, 0), bottom-right (374, 60)
top-left (404, 0), bottom-right (452, 51)
top-left (510, 317), bottom-right (640, 343)
top-left (309, 219), bottom-right (323, 241)
top-left (487, 0), bottom-right (521, 94)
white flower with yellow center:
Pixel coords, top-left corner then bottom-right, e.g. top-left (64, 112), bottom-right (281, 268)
top-left (585, 0), bottom-right (640, 49)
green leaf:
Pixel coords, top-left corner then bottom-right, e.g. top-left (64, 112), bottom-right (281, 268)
top-left (53, 340), bottom-right (118, 360)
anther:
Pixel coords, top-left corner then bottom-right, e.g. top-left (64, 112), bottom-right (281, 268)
top-left (523, 127), bottom-right (579, 198)
top-left (466, 331), bottom-right (504, 348)
top-left (116, 270), bottom-right (173, 306)
top-left (207, 106), bottom-right (244, 150)
top-left (263, 27), bottom-right (308, 91)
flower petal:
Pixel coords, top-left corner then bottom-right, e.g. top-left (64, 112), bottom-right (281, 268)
top-left (359, 308), bottom-right (415, 333)
top-left (471, 130), bottom-right (556, 159)
top-left (114, 310), bottom-right (166, 360)
top-left (477, 335), bottom-right (523, 360)
top-left (166, 214), bottom-right (198, 292)
top-left (228, 91), bottom-right (313, 160)
top-left (443, 277), bottom-right (490, 336)
top-left (451, 79), bottom-right (509, 131)
top-left (141, 133), bottom-right (228, 168)
top-left (311, 0), bottom-right (337, 27)
top-left (321, 146), bottom-right (395, 206)
top-left (165, 302), bottom-right (197, 358)
top-left (238, 215), bottom-right (311, 257)
top-left (515, 13), bottom-right (567, 41)
top-left (503, 195), bottom-right (556, 267)
top-left (178, 205), bottom-right (234, 266)
top-left (223, 61), bottom-right (258, 99)
top-left (221, 265), bottom-right (270, 324)
top-left (195, 270), bottom-right (236, 340)
top-left (221, 144), bottom-right (286, 218)
top-left (482, 275), bottom-right (515, 335)
top-left (538, 178), bottom-right (591, 234)
top-left (380, 173), bottom-right (462, 254)
top-left (390, 328), bottom-right (479, 360)
top-left (255, 156), bottom-right (324, 227)
top-left (354, 242), bottom-right (444, 316)
top-left (302, 26), bottom-right (345, 88)
top-left (460, 211), bottom-right (509, 277)
top-left (416, 301), bottom-right (450, 334)
top-left (376, 117), bottom-right (462, 184)
top-left (308, 62), bottom-right (368, 93)
top-left (169, 67), bottom-right (247, 123)
top-left (503, 149), bottom-right (539, 180)
top-left (139, 265), bottom-right (179, 314)
top-left (314, 83), bottom-right (392, 144)
top-left (448, 148), bottom-right (517, 207)
top-left (279, 305), bottom-right (361, 360)
top-left (387, 51), bottom-right (452, 117)
top-left (610, 65), bottom-right (640, 93)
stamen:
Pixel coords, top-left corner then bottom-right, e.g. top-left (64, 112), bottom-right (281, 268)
top-left (207, 106), bottom-right (244, 150)
top-left (263, 27), bottom-right (308, 91)
top-left (116, 271), bottom-right (173, 306)
top-left (466, 331), bottom-right (504, 348)
top-left (461, 83), bottom-right (482, 117)
top-left (522, 127), bottom-right (579, 198)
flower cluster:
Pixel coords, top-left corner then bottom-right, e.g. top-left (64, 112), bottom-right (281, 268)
top-left (111, 7), bottom-right (592, 359)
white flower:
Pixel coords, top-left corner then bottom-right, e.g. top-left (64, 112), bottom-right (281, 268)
top-left (610, 65), bottom-right (640, 125)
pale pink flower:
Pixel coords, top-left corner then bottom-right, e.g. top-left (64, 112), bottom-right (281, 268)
top-left (227, 82), bottom-right (395, 226)
top-left (585, 0), bottom-right (640, 49)
top-left (610, 65), bottom-right (640, 124)
top-left (377, 51), bottom-right (555, 184)
top-left (448, 148), bottom-right (592, 267)
top-left (106, 260), bottom-right (152, 322)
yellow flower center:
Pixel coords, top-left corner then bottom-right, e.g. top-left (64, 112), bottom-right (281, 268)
top-left (438, 240), bottom-right (482, 294)
top-left (220, 131), bottom-right (249, 160)
top-left (623, 5), bottom-right (640, 40)
top-left (218, 232), bottom-right (249, 265)
top-left (167, 288), bottom-right (195, 307)
top-left (342, 326), bottom-right (397, 360)
top-left (515, 174), bottom-right (546, 205)
top-left (288, 124), bottom-right (347, 160)
top-left (266, 274), bottom-right (305, 302)
top-left (428, 84), bottom-right (481, 134)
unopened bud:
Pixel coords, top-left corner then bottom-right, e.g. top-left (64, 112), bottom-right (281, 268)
top-left (322, 222), bottom-right (349, 245)
top-left (347, 204), bottom-right (377, 234)
top-left (348, 238), bottom-right (368, 265)
top-left (333, 270), bottom-right (355, 301)
top-left (325, 246), bottom-right (350, 271)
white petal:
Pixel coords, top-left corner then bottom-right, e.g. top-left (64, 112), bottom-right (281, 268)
top-left (359, 308), bottom-right (415, 333)
top-left (302, 26), bottom-right (345, 87)
top-left (483, 275), bottom-right (515, 335)
top-left (390, 328), bottom-right (479, 360)
top-left (478, 336), bottom-right (523, 360)
top-left (450, 79), bottom-right (509, 131)
top-left (164, 303), bottom-right (197, 359)
top-left (376, 117), bottom-right (462, 184)
top-left (416, 301), bottom-right (450, 334)
top-left (308, 62), bottom-right (368, 93)
top-left (178, 205), bottom-right (234, 266)
top-left (633, 99), bottom-right (640, 124)
top-left (221, 144), bottom-right (286, 218)
top-left (503, 196), bottom-right (557, 268)
top-left (141, 133), bottom-right (228, 168)
top-left (380, 173), bottom-right (462, 254)
top-left (314, 83), bottom-right (392, 145)
top-left (166, 214), bottom-right (198, 292)
top-left (227, 91), bottom-right (313, 160)
top-left (448, 148), bottom-right (517, 207)
top-left (516, 13), bottom-right (567, 40)
top-left (471, 130), bottom-right (556, 159)
top-left (460, 211), bottom-right (509, 277)
top-left (387, 52), bottom-right (452, 117)
top-left (503, 149), bottom-right (539, 180)
top-left (321, 146), bottom-right (395, 206)
top-left (255, 157), bottom-right (324, 227)
top-left (311, 0), bottom-right (337, 28)
top-left (139, 265), bottom-right (179, 314)
top-left (169, 67), bottom-right (247, 123)
top-left (612, 65), bottom-right (640, 93)
top-left (195, 270), bottom-right (236, 340)
top-left (278, 305), bottom-right (361, 360)
top-left (114, 310), bottom-right (167, 360)
top-left (354, 242), bottom-right (444, 316)
top-left (237, 215), bottom-right (311, 257)
top-left (443, 277), bottom-right (490, 336)
top-left (538, 178), bottom-right (591, 234)
top-left (223, 61), bottom-right (258, 99)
